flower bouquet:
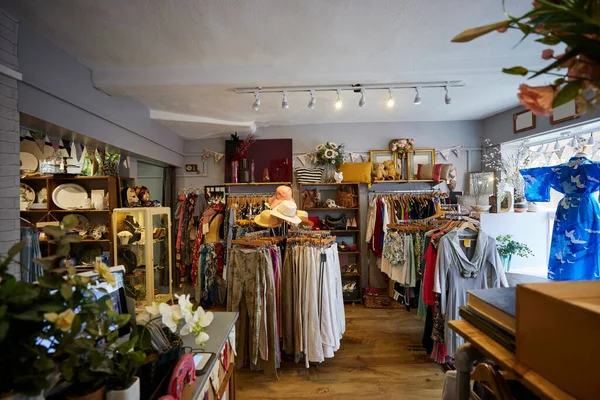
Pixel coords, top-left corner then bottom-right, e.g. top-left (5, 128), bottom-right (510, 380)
top-left (312, 142), bottom-right (346, 182)
top-left (389, 138), bottom-right (415, 180)
top-left (452, 0), bottom-right (600, 116)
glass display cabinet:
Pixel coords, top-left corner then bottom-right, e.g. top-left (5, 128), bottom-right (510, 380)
top-left (112, 207), bottom-right (173, 306)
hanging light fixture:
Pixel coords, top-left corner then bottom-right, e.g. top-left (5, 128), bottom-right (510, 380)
top-left (386, 88), bottom-right (395, 108)
top-left (308, 90), bottom-right (316, 109)
top-left (281, 90), bottom-right (289, 109)
top-left (444, 85), bottom-right (452, 105)
top-left (335, 89), bottom-right (343, 109)
top-left (413, 87), bottom-right (421, 105)
top-left (570, 136), bottom-right (578, 148)
top-left (588, 133), bottom-right (595, 146)
top-left (252, 91), bottom-right (260, 111)
top-left (358, 88), bottom-right (366, 107)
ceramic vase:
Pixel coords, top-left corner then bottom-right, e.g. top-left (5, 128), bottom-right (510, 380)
top-left (239, 159), bottom-right (250, 183)
top-left (231, 161), bottom-right (238, 183)
top-left (514, 202), bottom-right (528, 213)
top-left (106, 377), bottom-right (140, 400)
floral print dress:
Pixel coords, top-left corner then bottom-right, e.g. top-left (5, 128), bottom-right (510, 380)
top-left (520, 155), bottom-right (600, 281)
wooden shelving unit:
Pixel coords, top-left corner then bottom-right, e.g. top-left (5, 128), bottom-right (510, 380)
top-left (299, 182), bottom-right (362, 303)
top-left (224, 181), bottom-right (291, 186)
top-left (20, 175), bottom-right (119, 265)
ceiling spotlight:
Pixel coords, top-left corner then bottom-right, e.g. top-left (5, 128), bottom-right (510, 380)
top-left (386, 88), bottom-right (395, 108)
top-left (308, 90), bottom-right (316, 109)
top-left (413, 87), bottom-right (422, 105)
top-left (444, 86), bottom-right (452, 105)
top-left (335, 89), bottom-right (343, 109)
top-left (282, 90), bottom-right (289, 109)
top-left (252, 91), bottom-right (260, 111)
top-left (358, 88), bottom-right (366, 107)
top-left (588, 133), bottom-right (595, 146)
top-left (570, 136), bottom-right (578, 147)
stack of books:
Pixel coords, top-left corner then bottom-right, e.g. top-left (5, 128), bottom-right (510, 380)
top-left (460, 287), bottom-right (516, 352)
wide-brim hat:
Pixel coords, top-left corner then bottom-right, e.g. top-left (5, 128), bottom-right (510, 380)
top-left (296, 210), bottom-right (313, 227)
top-left (254, 210), bottom-right (283, 228)
top-left (271, 200), bottom-right (302, 224)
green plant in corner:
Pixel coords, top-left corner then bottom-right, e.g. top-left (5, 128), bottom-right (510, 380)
top-left (106, 326), bottom-right (147, 392)
top-left (496, 235), bottom-right (534, 258)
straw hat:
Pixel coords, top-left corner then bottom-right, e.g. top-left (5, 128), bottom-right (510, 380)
top-left (254, 210), bottom-right (283, 228)
top-left (271, 200), bottom-right (302, 224)
top-left (296, 210), bottom-right (314, 227)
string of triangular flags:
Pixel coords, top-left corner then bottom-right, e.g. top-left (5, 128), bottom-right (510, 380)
top-left (436, 145), bottom-right (463, 160)
top-left (202, 149), bottom-right (225, 163)
top-left (19, 128), bottom-right (117, 164)
top-left (294, 151), bottom-right (369, 167)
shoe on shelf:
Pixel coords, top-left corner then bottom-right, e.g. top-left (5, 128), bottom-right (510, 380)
top-left (341, 265), bottom-right (349, 274)
top-left (351, 217), bottom-right (358, 228)
top-left (338, 242), bottom-right (348, 251)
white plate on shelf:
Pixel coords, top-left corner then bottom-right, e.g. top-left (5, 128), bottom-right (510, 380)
top-left (20, 152), bottom-right (38, 172)
top-left (52, 183), bottom-right (88, 210)
top-left (20, 183), bottom-right (35, 203)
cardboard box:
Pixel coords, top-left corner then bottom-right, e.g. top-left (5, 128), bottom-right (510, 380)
top-left (516, 281), bottom-right (600, 400)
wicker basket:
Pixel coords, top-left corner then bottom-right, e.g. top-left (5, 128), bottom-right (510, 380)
top-left (364, 293), bottom-right (403, 309)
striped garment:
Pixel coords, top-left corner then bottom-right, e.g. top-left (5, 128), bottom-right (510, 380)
top-left (295, 167), bottom-right (324, 183)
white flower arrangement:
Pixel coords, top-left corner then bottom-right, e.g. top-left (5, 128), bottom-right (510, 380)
top-left (312, 142), bottom-right (346, 166)
top-left (137, 294), bottom-right (214, 346)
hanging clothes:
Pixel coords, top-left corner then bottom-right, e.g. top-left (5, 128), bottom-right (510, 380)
top-left (521, 155), bottom-right (600, 280)
top-left (20, 227), bottom-right (42, 283)
top-left (433, 229), bottom-right (508, 357)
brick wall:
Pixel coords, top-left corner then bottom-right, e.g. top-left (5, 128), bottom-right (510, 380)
top-left (0, 9), bottom-right (19, 277)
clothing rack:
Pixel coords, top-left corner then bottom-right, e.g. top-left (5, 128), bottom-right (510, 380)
top-left (225, 192), bottom-right (274, 197)
top-left (368, 189), bottom-right (444, 195)
top-left (178, 187), bottom-right (202, 195)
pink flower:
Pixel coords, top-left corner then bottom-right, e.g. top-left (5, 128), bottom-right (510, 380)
top-left (517, 84), bottom-right (555, 117)
top-left (409, 139), bottom-right (415, 144)
top-left (541, 49), bottom-right (554, 60)
top-left (496, 26), bottom-right (508, 33)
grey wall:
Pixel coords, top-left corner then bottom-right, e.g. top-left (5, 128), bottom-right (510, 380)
top-left (16, 23), bottom-right (184, 167)
top-left (178, 121), bottom-right (484, 192)
top-left (0, 9), bottom-right (19, 276)
top-left (483, 104), bottom-right (600, 145)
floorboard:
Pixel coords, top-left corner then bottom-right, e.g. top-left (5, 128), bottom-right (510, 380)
top-left (236, 305), bottom-right (445, 399)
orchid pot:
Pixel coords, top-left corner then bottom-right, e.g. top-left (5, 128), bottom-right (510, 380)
top-left (106, 377), bottom-right (140, 400)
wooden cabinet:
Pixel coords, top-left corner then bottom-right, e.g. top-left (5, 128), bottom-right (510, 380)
top-left (20, 176), bottom-right (119, 265)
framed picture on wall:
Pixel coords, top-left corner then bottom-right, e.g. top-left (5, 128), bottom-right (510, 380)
top-left (550, 99), bottom-right (579, 125)
top-left (369, 150), bottom-right (397, 180)
top-left (513, 109), bottom-right (536, 134)
top-left (408, 149), bottom-right (436, 180)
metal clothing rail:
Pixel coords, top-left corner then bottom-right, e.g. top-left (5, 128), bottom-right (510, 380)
top-left (225, 192), bottom-right (274, 197)
top-left (368, 189), bottom-right (443, 195)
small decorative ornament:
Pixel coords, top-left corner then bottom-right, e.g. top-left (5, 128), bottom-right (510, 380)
top-left (334, 171), bottom-right (343, 184)
top-left (185, 164), bottom-right (199, 173)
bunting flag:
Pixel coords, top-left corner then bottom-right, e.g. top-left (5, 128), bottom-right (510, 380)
top-left (49, 136), bottom-right (61, 152)
top-left (202, 149), bottom-right (225, 164)
top-left (436, 145), bottom-right (463, 160)
top-left (29, 131), bottom-right (47, 153)
top-left (85, 145), bottom-right (96, 161)
top-left (294, 153), bottom-right (311, 167)
top-left (349, 152), bottom-right (368, 163)
top-left (20, 128), bottom-right (29, 139)
top-left (62, 139), bottom-right (73, 158)
top-left (75, 142), bottom-right (84, 162)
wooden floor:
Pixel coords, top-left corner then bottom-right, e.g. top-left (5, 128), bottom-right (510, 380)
top-left (236, 305), bottom-right (445, 399)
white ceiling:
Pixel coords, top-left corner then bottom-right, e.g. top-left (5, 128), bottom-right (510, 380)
top-left (5, 0), bottom-right (551, 139)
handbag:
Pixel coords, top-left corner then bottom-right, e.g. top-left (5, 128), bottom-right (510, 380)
top-left (302, 189), bottom-right (318, 209)
top-left (336, 185), bottom-right (358, 208)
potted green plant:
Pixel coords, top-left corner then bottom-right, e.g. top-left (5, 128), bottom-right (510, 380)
top-left (496, 235), bottom-right (534, 271)
top-left (0, 242), bottom-right (59, 399)
top-left (105, 330), bottom-right (146, 400)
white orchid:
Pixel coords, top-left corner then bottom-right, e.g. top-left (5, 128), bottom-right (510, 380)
top-left (175, 293), bottom-right (193, 317)
top-left (316, 144), bottom-right (324, 151)
top-left (159, 303), bottom-right (183, 333)
top-left (145, 301), bottom-right (161, 316)
top-left (181, 307), bottom-right (214, 346)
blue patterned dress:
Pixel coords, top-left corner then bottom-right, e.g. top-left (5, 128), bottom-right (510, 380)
top-left (520, 155), bottom-right (600, 281)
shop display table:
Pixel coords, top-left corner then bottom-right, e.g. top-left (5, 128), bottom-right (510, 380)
top-left (184, 312), bottom-right (238, 400)
top-left (449, 319), bottom-right (574, 400)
